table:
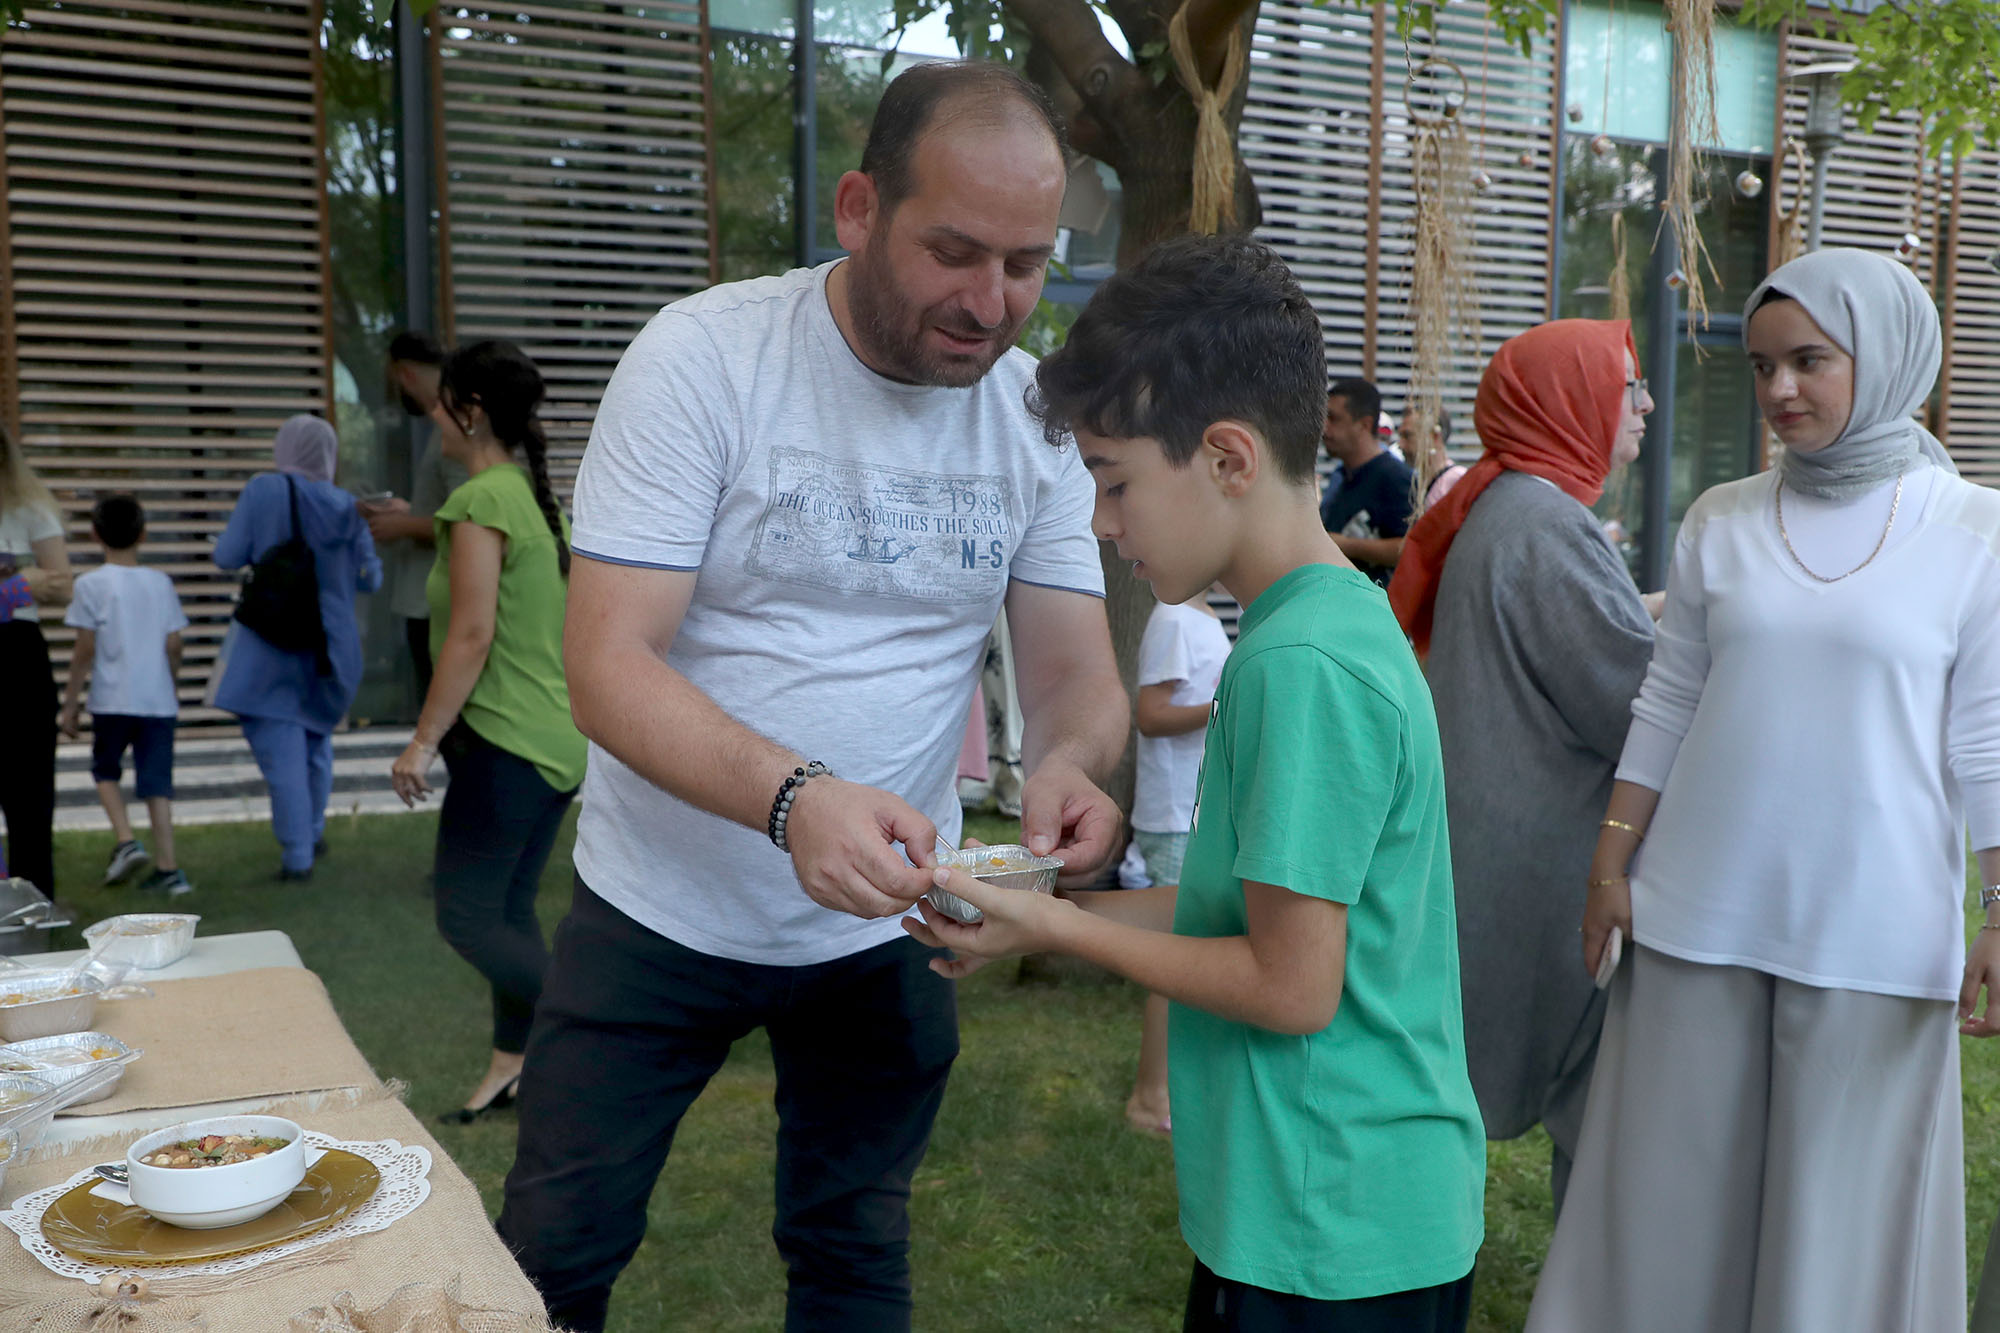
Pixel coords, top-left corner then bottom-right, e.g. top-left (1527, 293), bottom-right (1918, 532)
top-left (35, 932), bottom-right (323, 1149)
top-left (0, 930), bottom-right (550, 1329)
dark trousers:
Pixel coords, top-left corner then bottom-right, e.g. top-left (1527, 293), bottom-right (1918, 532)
top-left (0, 622), bottom-right (57, 896)
top-left (434, 723), bottom-right (572, 1053)
top-left (1185, 1260), bottom-right (1474, 1333)
top-left (496, 879), bottom-right (959, 1333)
top-left (405, 616), bottom-right (434, 704)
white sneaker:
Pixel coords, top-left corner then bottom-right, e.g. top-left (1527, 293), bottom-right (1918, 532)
top-left (103, 840), bottom-right (149, 884)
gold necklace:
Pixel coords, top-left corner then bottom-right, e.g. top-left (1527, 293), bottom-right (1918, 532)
top-left (1774, 473), bottom-right (1903, 584)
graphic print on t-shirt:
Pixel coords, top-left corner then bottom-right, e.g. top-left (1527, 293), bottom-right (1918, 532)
top-left (748, 447), bottom-right (1019, 603)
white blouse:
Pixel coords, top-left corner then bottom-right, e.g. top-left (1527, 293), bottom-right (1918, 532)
top-left (1616, 465), bottom-right (2000, 1001)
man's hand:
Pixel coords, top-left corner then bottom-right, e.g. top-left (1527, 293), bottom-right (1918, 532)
top-left (785, 777), bottom-right (940, 920)
top-left (1019, 760), bottom-right (1121, 887)
top-left (57, 703), bottom-right (80, 740)
top-left (901, 867), bottom-right (1076, 969)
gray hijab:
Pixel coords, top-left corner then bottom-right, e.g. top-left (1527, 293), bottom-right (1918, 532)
top-left (274, 413), bottom-right (337, 484)
top-left (1742, 247), bottom-right (1956, 499)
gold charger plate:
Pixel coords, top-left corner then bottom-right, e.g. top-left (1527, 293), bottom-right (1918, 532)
top-left (41, 1148), bottom-right (381, 1265)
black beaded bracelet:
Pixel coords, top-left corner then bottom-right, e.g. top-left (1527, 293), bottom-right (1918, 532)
top-left (768, 761), bottom-right (831, 852)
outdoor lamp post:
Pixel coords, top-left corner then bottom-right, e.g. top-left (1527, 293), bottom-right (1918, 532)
top-left (1793, 59), bottom-right (1857, 252)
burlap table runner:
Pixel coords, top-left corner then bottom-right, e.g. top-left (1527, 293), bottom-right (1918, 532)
top-left (0, 1086), bottom-right (555, 1332)
top-left (58, 967), bottom-right (379, 1117)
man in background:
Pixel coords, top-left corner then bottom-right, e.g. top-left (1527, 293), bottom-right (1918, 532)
top-left (360, 332), bottom-right (467, 701)
top-left (1319, 377), bottom-right (1414, 587)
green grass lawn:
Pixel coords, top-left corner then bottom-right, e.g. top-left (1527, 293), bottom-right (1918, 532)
top-left (42, 811), bottom-right (2000, 1330)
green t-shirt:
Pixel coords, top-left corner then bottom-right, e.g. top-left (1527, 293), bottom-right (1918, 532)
top-left (1168, 563), bottom-right (1485, 1301)
top-left (428, 464), bottom-right (586, 792)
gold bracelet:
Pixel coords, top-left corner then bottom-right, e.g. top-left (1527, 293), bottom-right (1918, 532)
top-left (1599, 819), bottom-right (1644, 839)
top-left (1588, 876), bottom-right (1629, 888)
top-left (1983, 922), bottom-right (2000, 933)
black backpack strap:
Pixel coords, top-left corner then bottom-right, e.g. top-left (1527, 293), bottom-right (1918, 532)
top-left (283, 472), bottom-right (301, 542)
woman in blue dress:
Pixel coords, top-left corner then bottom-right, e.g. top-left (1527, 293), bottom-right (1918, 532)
top-left (214, 415), bottom-right (382, 879)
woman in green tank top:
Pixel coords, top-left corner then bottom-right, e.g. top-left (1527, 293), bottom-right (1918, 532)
top-left (387, 341), bottom-right (586, 1123)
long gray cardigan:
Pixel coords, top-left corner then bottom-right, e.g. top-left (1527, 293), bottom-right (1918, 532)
top-left (1425, 471), bottom-right (1656, 1187)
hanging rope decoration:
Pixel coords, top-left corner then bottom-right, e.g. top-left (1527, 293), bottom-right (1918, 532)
top-left (1167, 2), bottom-right (1248, 234)
top-left (1774, 135), bottom-right (1810, 267)
top-left (1608, 211), bottom-right (1633, 321)
top-left (1405, 54), bottom-right (1481, 465)
top-left (1662, 0), bottom-right (1723, 333)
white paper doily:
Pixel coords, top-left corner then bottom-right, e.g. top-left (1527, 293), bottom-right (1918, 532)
top-left (0, 1131), bottom-right (432, 1283)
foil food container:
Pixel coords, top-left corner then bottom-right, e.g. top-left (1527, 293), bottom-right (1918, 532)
top-left (0, 1073), bottom-right (58, 1151)
top-left (0, 1031), bottom-right (139, 1107)
top-left (82, 913), bottom-right (200, 971)
top-left (0, 973), bottom-right (106, 1043)
top-left (925, 843), bottom-right (1064, 925)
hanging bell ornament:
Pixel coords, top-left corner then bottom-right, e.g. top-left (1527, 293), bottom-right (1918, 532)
top-left (1896, 233), bottom-right (1921, 262)
top-left (1986, 246), bottom-right (2000, 275)
top-left (1734, 170), bottom-right (1764, 199)
top-left (1566, 103), bottom-right (1585, 124)
top-left (1590, 134), bottom-right (1616, 159)
top-left (1472, 169), bottom-right (1493, 193)
top-left (1665, 268), bottom-right (1689, 290)
top-left (1517, 150), bottom-right (1534, 169)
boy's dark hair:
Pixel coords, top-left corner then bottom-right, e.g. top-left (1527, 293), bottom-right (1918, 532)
top-left (1436, 405), bottom-right (1453, 446)
top-left (1328, 377), bottom-right (1381, 430)
top-left (439, 340), bottom-right (569, 579)
top-left (860, 62), bottom-right (1065, 213)
top-left (388, 330), bottom-right (445, 366)
top-left (1030, 234), bottom-right (1327, 483)
top-left (91, 494), bottom-right (145, 550)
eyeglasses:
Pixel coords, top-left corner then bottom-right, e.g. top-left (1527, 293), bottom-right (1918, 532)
top-left (1626, 377), bottom-right (1650, 408)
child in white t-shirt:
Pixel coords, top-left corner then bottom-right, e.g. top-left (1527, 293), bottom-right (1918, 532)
top-left (1123, 590), bottom-right (1231, 1134)
top-left (60, 496), bottom-right (191, 895)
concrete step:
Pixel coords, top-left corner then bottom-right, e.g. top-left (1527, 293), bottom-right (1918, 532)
top-left (53, 725), bottom-right (444, 832)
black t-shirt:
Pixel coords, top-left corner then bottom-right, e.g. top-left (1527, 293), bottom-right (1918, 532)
top-left (1320, 450), bottom-right (1415, 587)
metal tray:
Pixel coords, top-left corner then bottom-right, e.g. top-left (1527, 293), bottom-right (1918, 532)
top-left (0, 1032), bottom-right (139, 1106)
top-left (0, 973), bottom-right (106, 1043)
top-left (925, 843), bottom-right (1063, 925)
top-left (82, 914), bottom-right (199, 971)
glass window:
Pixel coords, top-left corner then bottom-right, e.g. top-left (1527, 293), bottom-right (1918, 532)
top-left (1564, 1), bottom-right (1778, 154)
top-left (713, 33), bottom-right (798, 282)
top-left (1563, 0), bottom-right (1671, 146)
top-left (711, 0), bottom-right (793, 38)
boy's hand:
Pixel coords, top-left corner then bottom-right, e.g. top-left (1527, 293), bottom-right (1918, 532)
top-left (390, 740), bottom-right (438, 807)
top-left (900, 866), bottom-right (1075, 970)
top-left (57, 704), bottom-right (80, 739)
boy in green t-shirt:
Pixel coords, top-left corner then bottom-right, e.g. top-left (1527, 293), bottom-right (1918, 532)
top-left (906, 235), bottom-right (1486, 1330)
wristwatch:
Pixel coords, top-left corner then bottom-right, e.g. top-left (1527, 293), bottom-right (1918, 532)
top-left (1982, 886), bottom-right (2000, 911)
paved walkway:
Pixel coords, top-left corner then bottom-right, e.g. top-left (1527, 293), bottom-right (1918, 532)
top-left (55, 726), bottom-right (440, 831)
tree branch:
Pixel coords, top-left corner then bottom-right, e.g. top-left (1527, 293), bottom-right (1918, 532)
top-left (1003, 0), bottom-right (1146, 121)
top-left (1181, 0), bottom-right (1259, 86)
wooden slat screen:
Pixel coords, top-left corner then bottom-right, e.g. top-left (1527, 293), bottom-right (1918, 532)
top-left (0, 0), bottom-right (331, 719)
top-left (433, 0), bottom-right (715, 488)
top-left (1243, 3), bottom-right (1557, 449)
top-left (1940, 152), bottom-right (2000, 483)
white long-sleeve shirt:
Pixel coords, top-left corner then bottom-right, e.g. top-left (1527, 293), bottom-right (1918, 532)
top-left (1616, 465), bottom-right (2000, 1001)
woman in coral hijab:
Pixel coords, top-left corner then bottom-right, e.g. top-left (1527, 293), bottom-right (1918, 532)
top-left (1387, 320), bottom-right (1656, 1217)
top-left (1531, 247), bottom-right (2000, 1332)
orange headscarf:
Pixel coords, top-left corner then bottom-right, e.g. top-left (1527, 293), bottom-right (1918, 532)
top-left (1388, 319), bottom-right (1639, 656)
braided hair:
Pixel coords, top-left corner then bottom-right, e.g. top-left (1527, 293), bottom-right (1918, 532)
top-left (438, 340), bottom-right (570, 578)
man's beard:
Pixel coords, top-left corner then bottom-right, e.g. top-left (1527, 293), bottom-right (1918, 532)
top-left (846, 241), bottom-right (1019, 388)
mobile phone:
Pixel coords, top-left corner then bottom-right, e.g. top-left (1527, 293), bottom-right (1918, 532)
top-left (1594, 925), bottom-right (1624, 990)
top-left (360, 490), bottom-right (394, 505)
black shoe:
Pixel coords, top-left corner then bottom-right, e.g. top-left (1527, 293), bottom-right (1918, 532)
top-left (438, 1078), bottom-right (520, 1126)
top-left (276, 865), bottom-right (313, 883)
top-left (313, 839), bottom-right (328, 859)
top-left (139, 868), bottom-right (193, 897)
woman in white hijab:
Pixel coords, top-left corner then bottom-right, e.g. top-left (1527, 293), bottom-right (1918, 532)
top-left (1527, 247), bottom-right (2000, 1332)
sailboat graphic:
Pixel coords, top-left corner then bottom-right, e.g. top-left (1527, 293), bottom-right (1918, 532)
top-left (847, 532), bottom-right (917, 563)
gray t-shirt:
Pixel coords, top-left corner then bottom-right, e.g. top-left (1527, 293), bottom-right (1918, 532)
top-left (570, 262), bottom-right (1104, 966)
top-left (387, 429), bottom-right (468, 620)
